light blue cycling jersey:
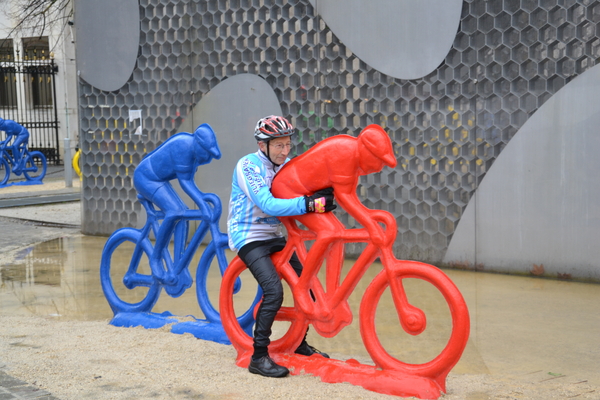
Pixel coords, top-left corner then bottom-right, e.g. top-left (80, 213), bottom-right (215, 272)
top-left (227, 150), bottom-right (306, 252)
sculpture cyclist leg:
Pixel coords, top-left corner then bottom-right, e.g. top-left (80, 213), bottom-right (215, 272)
top-left (133, 173), bottom-right (191, 285)
top-left (226, 115), bottom-right (336, 378)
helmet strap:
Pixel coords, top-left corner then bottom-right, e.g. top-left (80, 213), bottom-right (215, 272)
top-left (260, 140), bottom-right (281, 168)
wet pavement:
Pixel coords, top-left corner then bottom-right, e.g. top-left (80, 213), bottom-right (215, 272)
top-left (1, 169), bottom-right (599, 398)
top-left (0, 370), bottom-right (58, 399)
top-left (0, 167), bottom-right (80, 400)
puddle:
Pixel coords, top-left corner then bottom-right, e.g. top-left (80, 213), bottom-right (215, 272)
top-left (0, 235), bottom-right (599, 386)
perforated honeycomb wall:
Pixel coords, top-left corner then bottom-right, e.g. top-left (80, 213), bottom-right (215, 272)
top-left (79, 0), bottom-right (600, 262)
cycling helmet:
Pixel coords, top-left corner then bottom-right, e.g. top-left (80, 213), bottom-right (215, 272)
top-left (359, 125), bottom-right (397, 168)
top-left (254, 115), bottom-right (294, 142)
top-left (194, 123), bottom-right (222, 159)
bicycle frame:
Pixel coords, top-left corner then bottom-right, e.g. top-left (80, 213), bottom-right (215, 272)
top-left (221, 203), bottom-right (470, 398)
top-left (124, 197), bottom-right (221, 288)
top-left (272, 209), bottom-right (397, 329)
top-left (0, 140), bottom-right (38, 171)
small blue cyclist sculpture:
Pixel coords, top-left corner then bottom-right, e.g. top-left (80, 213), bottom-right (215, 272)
top-left (0, 118), bottom-right (47, 187)
top-left (100, 123), bottom-right (259, 344)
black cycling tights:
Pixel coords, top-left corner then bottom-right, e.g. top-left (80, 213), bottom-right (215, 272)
top-left (238, 237), bottom-right (303, 360)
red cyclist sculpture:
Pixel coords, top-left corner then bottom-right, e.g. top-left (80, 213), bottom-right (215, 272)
top-left (220, 124), bottom-right (470, 399)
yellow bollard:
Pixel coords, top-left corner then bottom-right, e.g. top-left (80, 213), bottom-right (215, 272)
top-left (72, 149), bottom-right (82, 179)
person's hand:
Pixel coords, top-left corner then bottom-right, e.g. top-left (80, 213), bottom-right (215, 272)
top-left (304, 187), bottom-right (337, 213)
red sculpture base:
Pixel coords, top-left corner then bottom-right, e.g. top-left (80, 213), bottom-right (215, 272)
top-left (235, 352), bottom-right (445, 399)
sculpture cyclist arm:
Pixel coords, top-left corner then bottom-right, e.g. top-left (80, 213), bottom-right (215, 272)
top-left (330, 126), bottom-right (397, 245)
top-left (272, 124), bottom-right (397, 247)
top-left (183, 123), bottom-right (227, 222)
top-left (175, 165), bottom-right (216, 222)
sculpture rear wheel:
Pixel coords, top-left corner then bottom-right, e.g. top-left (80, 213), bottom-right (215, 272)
top-left (22, 151), bottom-right (46, 180)
top-left (219, 256), bottom-right (307, 358)
top-left (360, 260), bottom-right (470, 378)
top-left (195, 240), bottom-right (236, 322)
top-left (100, 228), bottom-right (161, 313)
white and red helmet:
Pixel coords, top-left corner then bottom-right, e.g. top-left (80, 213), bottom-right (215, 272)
top-left (254, 115), bottom-right (294, 142)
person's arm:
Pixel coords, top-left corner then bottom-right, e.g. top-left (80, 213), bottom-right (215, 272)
top-left (236, 158), bottom-right (306, 216)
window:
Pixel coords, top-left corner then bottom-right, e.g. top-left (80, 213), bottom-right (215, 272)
top-left (0, 39), bottom-right (14, 61)
top-left (22, 36), bottom-right (50, 60)
top-left (0, 39), bottom-right (17, 108)
top-left (22, 37), bottom-right (53, 107)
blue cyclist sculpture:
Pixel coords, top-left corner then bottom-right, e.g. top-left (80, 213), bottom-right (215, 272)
top-left (100, 123), bottom-right (259, 344)
top-left (0, 118), bottom-right (47, 186)
top-left (133, 123), bottom-right (222, 296)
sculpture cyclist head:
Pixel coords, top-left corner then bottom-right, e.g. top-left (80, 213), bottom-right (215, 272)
top-left (254, 115), bottom-right (295, 166)
top-left (356, 124), bottom-right (397, 174)
top-left (194, 123), bottom-right (222, 163)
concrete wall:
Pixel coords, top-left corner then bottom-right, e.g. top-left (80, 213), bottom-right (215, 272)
top-left (75, 0), bottom-right (600, 281)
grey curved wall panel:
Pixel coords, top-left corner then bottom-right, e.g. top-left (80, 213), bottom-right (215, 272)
top-left (444, 64), bottom-right (600, 281)
top-left (309, 0), bottom-right (463, 79)
top-left (74, 0), bottom-right (139, 91)
top-left (178, 74), bottom-right (284, 233)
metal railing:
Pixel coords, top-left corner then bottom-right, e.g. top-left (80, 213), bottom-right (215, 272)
top-left (0, 57), bottom-right (60, 164)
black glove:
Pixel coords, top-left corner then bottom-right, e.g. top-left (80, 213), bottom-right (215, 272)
top-left (304, 187), bottom-right (337, 213)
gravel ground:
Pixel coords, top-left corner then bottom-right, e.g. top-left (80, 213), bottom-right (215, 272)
top-left (0, 315), bottom-right (598, 400)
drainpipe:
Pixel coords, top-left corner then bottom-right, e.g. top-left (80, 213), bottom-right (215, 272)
top-left (64, 137), bottom-right (73, 187)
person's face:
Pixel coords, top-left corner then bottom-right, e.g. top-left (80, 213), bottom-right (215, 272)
top-left (259, 136), bottom-right (292, 165)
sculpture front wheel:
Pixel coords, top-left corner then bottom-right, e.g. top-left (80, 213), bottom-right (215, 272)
top-left (22, 151), bottom-right (47, 180)
top-left (100, 228), bottom-right (161, 313)
top-left (197, 241), bottom-right (259, 329)
top-left (196, 241), bottom-right (225, 323)
top-left (360, 261), bottom-right (470, 382)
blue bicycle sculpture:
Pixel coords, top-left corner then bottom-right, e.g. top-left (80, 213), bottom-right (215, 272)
top-left (0, 119), bottom-right (47, 186)
top-left (99, 194), bottom-right (258, 337)
top-left (100, 124), bottom-right (259, 343)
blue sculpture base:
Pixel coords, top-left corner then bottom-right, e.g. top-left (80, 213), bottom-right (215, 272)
top-left (109, 311), bottom-right (253, 345)
top-left (0, 179), bottom-right (43, 189)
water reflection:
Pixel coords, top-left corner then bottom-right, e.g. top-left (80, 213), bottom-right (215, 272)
top-left (0, 236), bottom-right (109, 319)
top-left (2, 243), bottom-right (64, 287)
top-left (0, 234), bottom-right (598, 386)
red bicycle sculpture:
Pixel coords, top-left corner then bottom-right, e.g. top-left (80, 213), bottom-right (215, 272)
top-left (220, 125), bottom-right (470, 399)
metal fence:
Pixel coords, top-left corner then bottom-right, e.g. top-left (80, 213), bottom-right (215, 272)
top-left (0, 58), bottom-right (60, 164)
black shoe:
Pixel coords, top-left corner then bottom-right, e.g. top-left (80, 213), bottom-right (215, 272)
top-left (295, 342), bottom-right (330, 358)
top-left (248, 355), bottom-right (289, 378)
